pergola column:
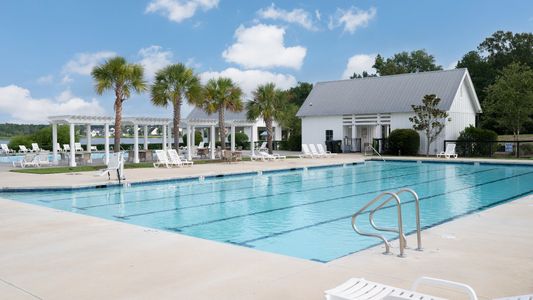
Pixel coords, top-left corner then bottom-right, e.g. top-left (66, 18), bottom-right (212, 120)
top-left (230, 124), bottom-right (236, 151)
top-left (69, 123), bottom-right (76, 167)
top-left (187, 125), bottom-right (192, 160)
top-left (143, 125), bottom-right (148, 150)
top-left (162, 125), bottom-right (167, 151)
top-left (86, 124), bottom-right (92, 153)
top-left (250, 125), bottom-right (256, 156)
top-left (104, 123), bottom-right (110, 165)
top-left (133, 124), bottom-right (139, 163)
top-left (52, 123), bottom-right (58, 165)
top-left (167, 124), bottom-right (172, 149)
top-left (210, 125), bottom-right (215, 159)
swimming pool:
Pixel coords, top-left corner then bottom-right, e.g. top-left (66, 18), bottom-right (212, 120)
top-left (1, 161), bottom-right (532, 262)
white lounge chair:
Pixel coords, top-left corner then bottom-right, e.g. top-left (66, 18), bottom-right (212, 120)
top-left (99, 152), bottom-right (124, 182)
top-left (154, 150), bottom-right (171, 168)
top-left (18, 154), bottom-right (39, 168)
top-left (75, 143), bottom-right (84, 152)
top-left (309, 144), bottom-right (326, 158)
top-left (35, 152), bottom-right (50, 167)
top-left (31, 143), bottom-right (41, 152)
top-left (63, 144), bottom-right (71, 151)
top-left (299, 144), bottom-right (314, 158)
top-left (19, 145), bottom-right (31, 153)
top-left (258, 142), bottom-right (267, 151)
top-left (1, 144), bottom-right (14, 154)
top-left (250, 151), bottom-right (276, 162)
top-left (167, 149), bottom-right (193, 167)
top-left (55, 143), bottom-right (64, 152)
top-left (317, 144), bottom-right (336, 157)
top-left (197, 141), bottom-right (205, 149)
top-left (437, 143), bottom-right (458, 159)
top-left (90, 146), bottom-right (98, 151)
top-left (325, 276), bottom-right (478, 300)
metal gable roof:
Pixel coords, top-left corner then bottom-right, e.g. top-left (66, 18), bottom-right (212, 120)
top-left (297, 69), bottom-right (470, 117)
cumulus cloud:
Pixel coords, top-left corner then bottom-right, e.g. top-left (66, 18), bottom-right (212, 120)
top-left (328, 7), bottom-right (376, 34)
top-left (257, 4), bottom-right (316, 31)
top-left (37, 75), bottom-right (54, 85)
top-left (145, 0), bottom-right (219, 23)
top-left (222, 24), bottom-right (307, 70)
top-left (0, 85), bottom-right (105, 123)
top-left (137, 45), bottom-right (174, 80)
top-left (62, 51), bottom-right (116, 76)
top-left (342, 54), bottom-right (376, 79)
top-left (199, 68), bottom-right (297, 98)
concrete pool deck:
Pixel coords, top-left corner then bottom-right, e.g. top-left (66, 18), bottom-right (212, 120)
top-left (0, 155), bottom-right (532, 299)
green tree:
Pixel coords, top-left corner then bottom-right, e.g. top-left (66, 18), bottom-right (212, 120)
top-left (201, 77), bottom-right (243, 149)
top-left (247, 83), bottom-right (284, 154)
top-left (32, 125), bottom-right (73, 150)
top-left (409, 94), bottom-right (450, 156)
top-left (350, 71), bottom-right (377, 79)
top-left (91, 57), bottom-right (147, 152)
top-left (151, 64), bottom-right (203, 149)
top-left (485, 63), bottom-right (533, 140)
top-left (285, 82), bottom-right (313, 107)
top-left (373, 50), bottom-right (442, 76)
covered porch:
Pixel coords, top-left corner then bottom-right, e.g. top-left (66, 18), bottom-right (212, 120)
top-left (342, 113), bottom-right (391, 152)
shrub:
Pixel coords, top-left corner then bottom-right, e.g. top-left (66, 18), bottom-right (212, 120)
top-left (456, 126), bottom-right (498, 156)
top-left (227, 132), bottom-right (249, 148)
top-left (33, 125), bottom-right (73, 150)
top-left (8, 135), bottom-right (33, 150)
top-left (182, 131), bottom-right (203, 146)
top-left (388, 129), bottom-right (420, 156)
top-left (287, 134), bottom-right (301, 151)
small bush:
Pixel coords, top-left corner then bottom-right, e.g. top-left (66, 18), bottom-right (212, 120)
top-left (227, 132), bottom-right (249, 149)
top-left (388, 129), bottom-right (420, 156)
top-left (287, 134), bottom-right (301, 151)
top-left (456, 126), bottom-right (498, 156)
top-left (182, 131), bottom-right (203, 146)
top-left (33, 125), bottom-right (73, 150)
top-left (8, 135), bottom-right (33, 150)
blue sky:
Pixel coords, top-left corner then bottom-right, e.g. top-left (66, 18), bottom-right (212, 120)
top-left (0, 0), bottom-right (531, 123)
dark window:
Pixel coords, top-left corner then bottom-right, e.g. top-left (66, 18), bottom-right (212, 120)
top-left (325, 130), bottom-right (333, 141)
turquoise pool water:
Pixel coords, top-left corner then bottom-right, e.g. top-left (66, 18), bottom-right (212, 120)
top-left (1, 161), bottom-right (532, 262)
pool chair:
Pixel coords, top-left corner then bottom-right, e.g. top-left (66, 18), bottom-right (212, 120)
top-left (35, 152), bottom-right (50, 167)
top-left (251, 151), bottom-right (276, 162)
top-left (31, 143), bottom-right (41, 152)
top-left (309, 144), bottom-right (326, 158)
top-left (154, 150), bottom-right (171, 168)
top-left (1, 144), bottom-right (15, 154)
top-left (325, 276), bottom-right (478, 300)
top-left (167, 149), bottom-right (193, 167)
top-left (437, 143), bottom-right (458, 159)
top-left (18, 154), bottom-right (39, 168)
top-left (317, 144), bottom-right (336, 157)
top-left (63, 144), bottom-right (71, 152)
top-left (55, 143), bottom-right (64, 152)
top-left (299, 144), bottom-right (314, 158)
top-left (89, 146), bottom-right (98, 151)
top-left (258, 142), bottom-right (267, 152)
top-left (74, 143), bottom-right (84, 152)
top-left (99, 152), bottom-right (124, 183)
top-left (19, 145), bottom-right (32, 153)
top-left (197, 141), bottom-right (205, 149)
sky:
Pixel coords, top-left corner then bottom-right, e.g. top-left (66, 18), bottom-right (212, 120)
top-left (0, 0), bottom-right (531, 124)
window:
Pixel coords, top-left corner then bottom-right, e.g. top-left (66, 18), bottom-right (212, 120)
top-left (325, 130), bottom-right (333, 141)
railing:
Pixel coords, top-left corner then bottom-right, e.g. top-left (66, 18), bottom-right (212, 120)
top-left (351, 189), bottom-right (422, 257)
top-left (445, 139), bottom-right (533, 159)
top-left (365, 144), bottom-right (385, 161)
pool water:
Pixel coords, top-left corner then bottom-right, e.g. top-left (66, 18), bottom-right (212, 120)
top-left (1, 161), bottom-right (532, 262)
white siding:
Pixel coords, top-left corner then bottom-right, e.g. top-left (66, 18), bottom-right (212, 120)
top-left (445, 80), bottom-right (477, 141)
top-left (390, 112), bottom-right (446, 155)
top-left (301, 116), bottom-right (343, 146)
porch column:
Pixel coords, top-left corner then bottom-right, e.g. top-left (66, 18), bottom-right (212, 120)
top-left (86, 124), bottom-right (92, 153)
top-left (210, 125), bottom-right (215, 159)
top-left (187, 125), bottom-right (192, 160)
top-left (230, 124), bottom-right (236, 151)
top-left (167, 124), bottom-right (172, 149)
top-left (69, 123), bottom-right (76, 167)
top-left (162, 125), bottom-right (167, 151)
top-left (104, 123), bottom-right (109, 165)
top-left (250, 125), bottom-right (255, 156)
top-left (52, 123), bottom-right (58, 165)
top-left (374, 125), bottom-right (382, 152)
top-left (352, 124), bottom-right (357, 152)
top-left (143, 125), bottom-right (148, 150)
top-left (133, 124), bottom-right (139, 163)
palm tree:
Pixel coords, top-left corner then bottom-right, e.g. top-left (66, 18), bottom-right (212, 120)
top-left (151, 64), bottom-right (203, 148)
top-left (91, 57), bottom-right (147, 152)
top-left (247, 83), bottom-right (283, 154)
top-left (202, 78), bottom-right (243, 149)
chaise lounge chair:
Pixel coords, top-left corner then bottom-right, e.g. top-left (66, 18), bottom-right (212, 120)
top-left (167, 149), bottom-right (193, 167)
top-left (317, 144), bottom-right (336, 157)
top-left (437, 143), bottom-right (458, 159)
top-left (1, 144), bottom-right (15, 154)
top-left (63, 144), bottom-right (71, 151)
top-left (299, 144), bottom-right (314, 158)
top-left (154, 150), bottom-right (171, 168)
top-left (31, 143), bottom-right (41, 152)
top-left (19, 145), bottom-right (32, 153)
top-left (75, 143), bottom-right (84, 152)
top-left (251, 151), bottom-right (276, 162)
top-left (258, 142), bottom-right (267, 152)
top-left (309, 144), bottom-right (326, 158)
top-left (325, 276), bottom-right (478, 300)
top-left (17, 154), bottom-right (38, 168)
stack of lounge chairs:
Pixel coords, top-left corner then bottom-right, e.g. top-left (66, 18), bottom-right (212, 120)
top-left (154, 149), bottom-right (194, 168)
top-left (299, 144), bottom-right (337, 158)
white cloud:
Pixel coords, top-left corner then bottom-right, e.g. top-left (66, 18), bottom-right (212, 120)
top-left (145, 0), bottom-right (219, 23)
top-left (315, 10), bottom-right (321, 21)
top-left (61, 75), bottom-right (73, 84)
top-left (0, 85), bottom-right (105, 123)
top-left (342, 54), bottom-right (376, 79)
top-left (137, 45), bottom-right (174, 80)
top-left (328, 7), bottom-right (376, 34)
top-left (62, 51), bottom-right (116, 76)
top-left (446, 60), bottom-right (458, 70)
top-left (257, 4), bottom-right (316, 31)
top-left (222, 24), bottom-right (307, 70)
top-left (37, 75), bottom-right (54, 85)
top-left (199, 67), bottom-right (297, 98)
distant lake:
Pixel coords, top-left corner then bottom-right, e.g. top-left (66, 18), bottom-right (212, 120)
top-left (80, 137), bottom-right (168, 145)
top-left (0, 139), bottom-right (9, 145)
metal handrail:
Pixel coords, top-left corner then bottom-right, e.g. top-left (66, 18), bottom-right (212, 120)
top-left (367, 144), bottom-right (385, 161)
top-left (351, 192), bottom-right (405, 257)
top-left (369, 188), bottom-right (422, 251)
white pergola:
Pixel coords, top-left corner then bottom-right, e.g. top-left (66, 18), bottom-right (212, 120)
top-left (49, 115), bottom-right (171, 167)
top-left (185, 119), bottom-right (256, 160)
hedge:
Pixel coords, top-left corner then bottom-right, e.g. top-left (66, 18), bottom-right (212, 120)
top-left (388, 129), bottom-right (420, 156)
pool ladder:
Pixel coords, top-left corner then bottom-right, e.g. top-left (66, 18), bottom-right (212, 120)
top-left (351, 188), bottom-right (422, 257)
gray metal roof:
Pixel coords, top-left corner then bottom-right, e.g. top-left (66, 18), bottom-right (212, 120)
top-left (297, 69), bottom-right (476, 117)
top-left (187, 107), bottom-right (249, 121)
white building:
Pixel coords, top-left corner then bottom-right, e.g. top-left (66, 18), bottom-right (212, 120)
top-left (297, 69), bottom-right (481, 155)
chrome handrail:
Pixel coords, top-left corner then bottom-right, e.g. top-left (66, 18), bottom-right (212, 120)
top-left (351, 192), bottom-right (405, 257)
top-left (367, 145), bottom-right (385, 161)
